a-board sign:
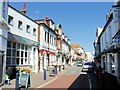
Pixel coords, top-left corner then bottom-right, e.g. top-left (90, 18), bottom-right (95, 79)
top-left (19, 72), bottom-right (29, 88)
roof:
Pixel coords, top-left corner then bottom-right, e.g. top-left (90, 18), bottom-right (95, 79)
top-left (8, 5), bottom-right (38, 25)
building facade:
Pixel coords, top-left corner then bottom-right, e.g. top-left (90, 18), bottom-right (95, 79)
top-left (94, 4), bottom-right (120, 84)
top-left (7, 5), bottom-right (39, 73)
top-left (55, 24), bottom-right (63, 71)
top-left (62, 34), bottom-right (71, 68)
top-left (35, 18), bottom-right (57, 72)
top-left (0, 0), bottom-right (9, 85)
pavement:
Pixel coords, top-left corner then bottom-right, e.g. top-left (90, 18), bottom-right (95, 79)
top-left (1, 65), bottom-right (72, 90)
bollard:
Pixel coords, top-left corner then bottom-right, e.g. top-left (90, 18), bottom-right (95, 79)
top-left (15, 70), bottom-right (19, 90)
top-left (44, 69), bottom-right (46, 80)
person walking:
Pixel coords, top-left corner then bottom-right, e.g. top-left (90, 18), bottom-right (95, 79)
top-left (92, 61), bottom-right (96, 75)
top-left (96, 60), bottom-right (102, 80)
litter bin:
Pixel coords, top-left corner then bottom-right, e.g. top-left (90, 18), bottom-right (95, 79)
top-left (49, 66), bottom-right (55, 76)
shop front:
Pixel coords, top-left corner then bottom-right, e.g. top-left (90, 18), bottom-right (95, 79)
top-left (6, 33), bottom-right (39, 75)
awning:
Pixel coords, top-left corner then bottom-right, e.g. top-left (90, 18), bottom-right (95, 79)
top-left (8, 33), bottom-right (40, 46)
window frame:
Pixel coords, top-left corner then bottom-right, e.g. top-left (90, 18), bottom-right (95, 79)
top-left (18, 20), bottom-right (23, 30)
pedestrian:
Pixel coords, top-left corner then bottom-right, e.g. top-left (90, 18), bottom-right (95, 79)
top-left (91, 61), bottom-right (96, 75)
top-left (96, 60), bottom-right (102, 80)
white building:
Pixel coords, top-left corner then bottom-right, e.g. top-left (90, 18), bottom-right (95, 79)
top-left (0, 0), bottom-right (9, 85)
top-left (62, 34), bottom-right (71, 67)
top-left (70, 48), bottom-right (75, 66)
top-left (94, 4), bottom-right (120, 84)
top-left (7, 5), bottom-right (39, 73)
top-left (35, 18), bottom-right (57, 72)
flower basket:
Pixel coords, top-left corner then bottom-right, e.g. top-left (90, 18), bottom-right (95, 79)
top-left (21, 68), bottom-right (31, 73)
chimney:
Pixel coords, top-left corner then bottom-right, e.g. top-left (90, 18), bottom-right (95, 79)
top-left (20, 2), bottom-right (26, 14)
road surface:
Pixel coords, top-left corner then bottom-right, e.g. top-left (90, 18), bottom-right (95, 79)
top-left (39, 66), bottom-right (91, 90)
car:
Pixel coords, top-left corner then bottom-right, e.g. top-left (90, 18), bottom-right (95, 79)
top-left (77, 61), bottom-right (83, 66)
top-left (82, 62), bottom-right (92, 72)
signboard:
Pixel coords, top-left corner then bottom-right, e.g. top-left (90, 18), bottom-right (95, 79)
top-left (19, 72), bottom-right (30, 88)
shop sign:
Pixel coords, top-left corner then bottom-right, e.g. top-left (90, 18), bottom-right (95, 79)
top-left (19, 72), bottom-right (30, 88)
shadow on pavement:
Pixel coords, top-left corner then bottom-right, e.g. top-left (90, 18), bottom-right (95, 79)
top-left (68, 73), bottom-right (89, 90)
top-left (68, 71), bottom-right (120, 90)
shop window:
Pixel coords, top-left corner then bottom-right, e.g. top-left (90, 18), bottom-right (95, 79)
top-left (8, 15), bottom-right (13, 26)
top-left (17, 43), bottom-right (20, 49)
top-left (28, 59), bottom-right (31, 64)
top-left (21, 51), bottom-right (24, 57)
top-left (25, 52), bottom-right (27, 57)
top-left (28, 52), bottom-right (31, 58)
top-left (7, 41), bottom-right (11, 48)
top-left (12, 58), bottom-right (16, 65)
top-left (27, 46), bottom-right (31, 51)
top-left (12, 42), bottom-right (16, 49)
top-left (17, 51), bottom-right (19, 57)
top-left (12, 50), bottom-right (16, 56)
top-left (21, 59), bottom-right (23, 64)
top-left (6, 57), bottom-right (11, 65)
top-left (25, 45), bottom-right (27, 51)
top-left (7, 49), bottom-right (11, 56)
top-left (25, 59), bottom-right (27, 65)
top-left (18, 20), bottom-right (23, 30)
top-left (16, 58), bottom-right (19, 65)
top-left (21, 44), bottom-right (24, 50)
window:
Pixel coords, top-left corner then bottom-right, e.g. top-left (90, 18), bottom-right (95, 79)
top-left (26, 25), bottom-right (30, 33)
top-left (6, 42), bottom-right (31, 66)
top-left (33, 28), bottom-right (36, 35)
top-left (45, 31), bottom-right (47, 42)
top-left (21, 51), bottom-right (24, 57)
top-left (16, 58), bottom-right (19, 65)
top-left (7, 49), bottom-right (11, 56)
top-left (12, 42), bottom-right (16, 49)
top-left (8, 15), bottom-right (13, 25)
top-left (7, 41), bottom-right (11, 48)
top-left (18, 20), bottom-right (23, 30)
top-left (12, 50), bottom-right (16, 56)
top-left (21, 44), bottom-right (24, 50)
top-left (2, 1), bottom-right (6, 20)
top-left (21, 58), bottom-right (23, 64)
top-left (17, 43), bottom-right (20, 49)
top-left (17, 51), bottom-right (19, 57)
top-left (6, 57), bottom-right (11, 65)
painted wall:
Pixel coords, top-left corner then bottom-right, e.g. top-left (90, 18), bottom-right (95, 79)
top-left (8, 6), bottom-right (38, 42)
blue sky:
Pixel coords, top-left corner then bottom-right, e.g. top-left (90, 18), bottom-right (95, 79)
top-left (9, 2), bottom-right (114, 54)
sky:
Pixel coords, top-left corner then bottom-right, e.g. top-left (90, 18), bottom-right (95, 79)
top-left (9, 2), bottom-right (114, 54)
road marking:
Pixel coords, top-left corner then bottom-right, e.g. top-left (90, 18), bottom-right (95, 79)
top-left (34, 66), bottom-right (76, 90)
top-left (34, 76), bottom-right (59, 89)
top-left (87, 74), bottom-right (92, 90)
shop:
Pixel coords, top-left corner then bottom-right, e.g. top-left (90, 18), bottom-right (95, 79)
top-left (6, 33), bottom-right (38, 74)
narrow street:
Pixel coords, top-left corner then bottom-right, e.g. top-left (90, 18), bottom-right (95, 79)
top-left (39, 66), bottom-right (91, 89)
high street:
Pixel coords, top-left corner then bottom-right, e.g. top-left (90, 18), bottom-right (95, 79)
top-left (39, 66), bottom-right (92, 89)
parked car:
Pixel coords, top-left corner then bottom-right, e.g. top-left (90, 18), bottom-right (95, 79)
top-left (77, 61), bottom-right (83, 66)
top-left (82, 62), bottom-right (92, 72)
